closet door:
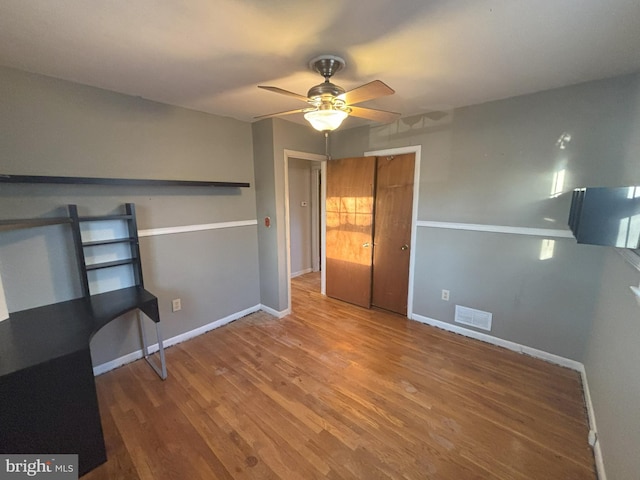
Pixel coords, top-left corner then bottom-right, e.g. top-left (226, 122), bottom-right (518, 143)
top-left (326, 156), bottom-right (376, 308)
top-left (371, 153), bottom-right (415, 315)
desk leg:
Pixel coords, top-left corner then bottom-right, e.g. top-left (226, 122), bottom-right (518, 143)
top-left (138, 311), bottom-right (167, 380)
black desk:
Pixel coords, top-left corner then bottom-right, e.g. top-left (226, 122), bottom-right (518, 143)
top-left (0, 286), bottom-right (159, 476)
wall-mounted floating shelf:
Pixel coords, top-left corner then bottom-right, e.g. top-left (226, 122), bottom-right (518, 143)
top-left (0, 173), bottom-right (250, 188)
top-left (0, 217), bottom-right (71, 231)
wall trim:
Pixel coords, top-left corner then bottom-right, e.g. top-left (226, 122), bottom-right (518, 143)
top-left (417, 220), bottom-right (573, 239)
top-left (93, 304), bottom-right (261, 376)
top-left (411, 313), bottom-right (582, 370)
top-left (580, 366), bottom-right (607, 480)
top-left (291, 268), bottom-right (313, 279)
top-left (138, 219), bottom-right (258, 238)
top-left (260, 304), bottom-right (291, 319)
top-left (593, 439), bottom-right (607, 480)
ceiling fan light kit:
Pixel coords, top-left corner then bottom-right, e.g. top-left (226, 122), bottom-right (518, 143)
top-left (304, 108), bottom-right (349, 132)
top-left (256, 54), bottom-right (400, 133)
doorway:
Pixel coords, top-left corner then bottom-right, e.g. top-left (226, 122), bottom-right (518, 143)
top-left (284, 150), bottom-right (327, 314)
top-left (288, 158), bottom-right (322, 278)
top-left (282, 146), bottom-right (420, 318)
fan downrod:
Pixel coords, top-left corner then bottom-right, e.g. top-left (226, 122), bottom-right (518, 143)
top-left (309, 55), bottom-right (345, 80)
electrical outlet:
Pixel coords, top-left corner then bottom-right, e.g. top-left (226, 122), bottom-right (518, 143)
top-left (441, 289), bottom-right (450, 301)
top-left (172, 298), bottom-right (182, 312)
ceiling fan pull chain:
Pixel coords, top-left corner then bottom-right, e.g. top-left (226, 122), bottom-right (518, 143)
top-left (325, 132), bottom-right (331, 160)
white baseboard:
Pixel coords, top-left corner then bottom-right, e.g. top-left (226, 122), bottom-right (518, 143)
top-left (291, 268), bottom-right (312, 279)
top-left (580, 366), bottom-right (607, 480)
top-left (92, 304), bottom-right (261, 376)
top-left (411, 313), bottom-right (583, 370)
top-left (260, 304), bottom-right (291, 318)
top-left (593, 439), bottom-right (607, 480)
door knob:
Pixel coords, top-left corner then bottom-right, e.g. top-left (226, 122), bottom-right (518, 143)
top-left (362, 242), bottom-right (371, 248)
top-left (401, 244), bottom-right (409, 251)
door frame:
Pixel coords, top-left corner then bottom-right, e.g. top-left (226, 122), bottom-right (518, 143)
top-left (310, 165), bottom-right (321, 273)
top-left (365, 145), bottom-right (421, 318)
top-left (284, 150), bottom-right (327, 312)
top-left (283, 145), bottom-right (420, 318)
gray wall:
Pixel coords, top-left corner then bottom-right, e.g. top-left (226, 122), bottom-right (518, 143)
top-left (333, 72), bottom-right (640, 480)
top-left (253, 118), bottom-right (323, 312)
top-left (251, 119), bottom-right (278, 310)
top-left (583, 251), bottom-right (640, 480)
top-left (333, 73), bottom-right (640, 360)
top-left (0, 66), bottom-right (260, 366)
top-left (288, 158), bottom-right (313, 276)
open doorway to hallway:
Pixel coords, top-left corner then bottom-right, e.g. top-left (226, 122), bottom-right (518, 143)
top-left (288, 157), bottom-right (322, 281)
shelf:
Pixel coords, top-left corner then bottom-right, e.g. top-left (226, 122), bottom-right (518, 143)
top-left (78, 214), bottom-right (133, 222)
top-left (85, 258), bottom-right (136, 271)
top-left (82, 237), bottom-right (137, 247)
top-left (0, 217), bottom-right (71, 231)
top-left (0, 173), bottom-right (250, 188)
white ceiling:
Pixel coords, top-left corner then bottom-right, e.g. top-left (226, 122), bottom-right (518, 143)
top-left (1, 0), bottom-right (640, 129)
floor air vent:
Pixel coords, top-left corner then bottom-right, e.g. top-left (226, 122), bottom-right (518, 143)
top-left (454, 305), bottom-right (492, 331)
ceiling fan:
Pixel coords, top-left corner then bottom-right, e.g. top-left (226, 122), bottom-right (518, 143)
top-left (255, 54), bottom-right (400, 132)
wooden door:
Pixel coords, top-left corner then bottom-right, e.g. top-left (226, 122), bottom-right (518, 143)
top-left (371, 153), bottom-right (415, 315)
top-left (325, 156), bottom-right (376, 308)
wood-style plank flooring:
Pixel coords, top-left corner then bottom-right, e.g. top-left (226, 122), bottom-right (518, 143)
top-left (83, 273), bottom-right (596, 479)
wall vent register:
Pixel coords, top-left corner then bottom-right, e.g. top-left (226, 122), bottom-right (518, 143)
top-left (455, 305), bottom-right (493, 331)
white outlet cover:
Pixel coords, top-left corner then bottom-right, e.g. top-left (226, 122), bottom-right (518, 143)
top-left (172, 299), bottom-right (181, 312)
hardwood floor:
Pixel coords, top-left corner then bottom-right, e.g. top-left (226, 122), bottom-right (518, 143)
top-left (83, 273), bottom-right (596, 479)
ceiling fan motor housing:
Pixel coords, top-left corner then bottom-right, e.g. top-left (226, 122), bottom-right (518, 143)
top-left (307, 55), bottom-right (348, 106)
top-left (307, 81), bottom-right (345, 102)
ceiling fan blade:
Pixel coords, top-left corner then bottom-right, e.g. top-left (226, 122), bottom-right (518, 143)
top-left (349, 106), bottom-right (400, 123)
top-left (338, 80), bottom-right (395, 105)
top-left (254, 108), bottom-right (308, 120)
top-left (258, 86), bottom-right (309, 103)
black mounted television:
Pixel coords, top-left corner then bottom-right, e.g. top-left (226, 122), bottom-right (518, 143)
top-left (568, 186), bottom-right (640, 248)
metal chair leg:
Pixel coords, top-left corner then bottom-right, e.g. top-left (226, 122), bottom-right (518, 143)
top-left (138, 311), bottom-right (167, 380)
